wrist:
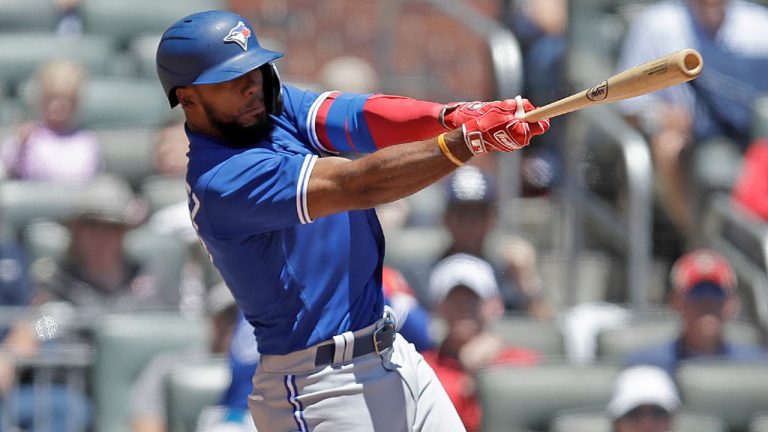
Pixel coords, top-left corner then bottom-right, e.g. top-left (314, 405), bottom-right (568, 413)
top-left (441, 130), bottom-right (474, 165)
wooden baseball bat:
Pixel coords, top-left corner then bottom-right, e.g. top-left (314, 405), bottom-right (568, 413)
top-left (521, 48), bottom-right (703, 122)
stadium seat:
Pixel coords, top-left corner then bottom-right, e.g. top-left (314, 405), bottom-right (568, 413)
top-left (91, 312), bottom-right (208, 432)
top-left (596, 314), bottom-right (764, 363)
top-left (139, 175), bottom-right (188, 216)
top-left (489, 315), bottom-right (565, 357)
top-left (0, 180), bottom-right (81, 235)
top-left (549, 409), bottom-right (727, 432)
top-left (428, 315), bottom-right (565, 357)
top-left (81, 0), bottom-right (223, 48)
top-left (19, 76), bottom-right (170, 130)
top-left (95, 128), bottom-right (157, 190)
top-left (383, 226), bottom-right (450, 303)
top-left (165, 355), bottom-right (230, 432)
top-left (0, 32), bottom-right (115, 96)
top-left (0, 0), bottom-right (57, 31)
top-left (128, 33), bottom-right (163, 79)
top-left (677, 361), bottom-right (768, 432)
top-left (124, 225), bottom-right (191, 308)
top-left (477, 361), bottom-right (621, 432)
top-left (753, 96), bottom-right (768, 140)
top-left (21, 220), bottom-right (70, 263)
top-left (750, 412), bottom-right (768, 432)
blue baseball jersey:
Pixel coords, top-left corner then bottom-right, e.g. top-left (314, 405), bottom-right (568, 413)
top-left (186, 84), bottom-right (386, 355)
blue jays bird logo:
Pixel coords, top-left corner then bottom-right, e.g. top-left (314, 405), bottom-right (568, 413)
top-left (224, 21), bottom-right (251, 51)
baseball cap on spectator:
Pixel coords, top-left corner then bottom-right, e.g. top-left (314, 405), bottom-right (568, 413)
top-left (445, 165), bottom-right (496, 205)
top-left (670, 249), bottom-right (736, 298)
top-left (69, 175), bottom-right (147, 227)
top-left (608, 366), bottom-right (680, 420)
top-left (428, 253), bottom-right (499, 305)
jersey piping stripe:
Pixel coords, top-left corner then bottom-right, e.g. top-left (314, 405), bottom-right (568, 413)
top-left (296, 154), bottom-right (317, 224)
top-left (307, 91), bottom-right (336, 154)
top-left (284, 374), bottom-right (309, 432)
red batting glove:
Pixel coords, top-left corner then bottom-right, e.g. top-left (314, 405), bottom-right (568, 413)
top-left (440, 99), bottom-right (518, 130)
top-left (461, 98), bottom-right (550, 154)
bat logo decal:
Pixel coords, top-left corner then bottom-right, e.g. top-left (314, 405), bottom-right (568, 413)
top-left (586, 80), bottom-right (609, 101)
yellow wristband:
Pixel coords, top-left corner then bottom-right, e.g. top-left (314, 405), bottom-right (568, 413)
top-left (438, 133), bottom-right (464, 167)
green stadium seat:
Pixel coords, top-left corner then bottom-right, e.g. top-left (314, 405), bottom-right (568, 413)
top-left (140, 175), bottom-right (188, 216)
top-left (91, 312), bottom-right (208, 432)
top-left (477, 361), bottom-right (621, 432)
top-left (596, 314), bottom-right (764, 363)
top-left (677, 361), bottom-right (768, 432)
top-left (429, 315), bottom-right (565, 357)
top-left (0, 180), bottom-right (81, 235)
top-left (81, 0), bottom-right (223, 48)
top-left (489, 315), bottom-right (566, 357)
top-left (95, 128), bottom-right (157, 190)
top-left (128, 33), bottom-right (163, 79)
top-left (124, 225), bottom-right (191, 308)
top-left (550, 409), bottom-right (727, 432)
top-left (750, 412), bottom-right (768, 432)
top-left (19, 76), bottom-right (170, 130)
top-left (165, 356), bottom-right (230, 432)
top-left (752, 96), bottom-right (768, 140)
top-left (0, 0), bottom-right (57, 31)
top-left (0, 32), bottom-right (115, 96)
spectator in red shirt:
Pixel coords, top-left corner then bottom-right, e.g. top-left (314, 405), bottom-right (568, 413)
top-left (732, 138), bottom-right (768, 221)
top-left (423, 253), bottom-right (539, 432)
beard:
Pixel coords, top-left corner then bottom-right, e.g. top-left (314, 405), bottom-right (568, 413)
top-left (201, 99), bottom-right (274, 148)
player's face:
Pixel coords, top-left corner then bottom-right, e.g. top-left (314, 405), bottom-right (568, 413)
top-left (195, 68), bottom-right (273, 146)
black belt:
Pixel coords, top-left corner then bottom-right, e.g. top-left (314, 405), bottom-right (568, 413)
top-left (314, 319), bottom-right (396, 367)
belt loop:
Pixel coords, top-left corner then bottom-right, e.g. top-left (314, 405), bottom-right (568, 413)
top-left (331, 334), bottom-right (346, 365)
top-left (342, 331), bottom-right (355, 362)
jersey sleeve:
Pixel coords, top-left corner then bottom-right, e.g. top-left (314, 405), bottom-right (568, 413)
top-left (289, 87), bottom-right (446, 154)
top-left (200, 149), bottom-right (318, 237)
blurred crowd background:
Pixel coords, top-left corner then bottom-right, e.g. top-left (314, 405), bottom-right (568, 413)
top-left (0, 0), bottom-right (767, 431)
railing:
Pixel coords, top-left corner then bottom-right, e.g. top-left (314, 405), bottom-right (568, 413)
top-left (559, 105), bottom-right (653, 311)
top-left (703, 194), bottom-right (768, 332)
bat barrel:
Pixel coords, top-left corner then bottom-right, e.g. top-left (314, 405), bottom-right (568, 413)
top-left (678, 48), bottom-right (703, 77)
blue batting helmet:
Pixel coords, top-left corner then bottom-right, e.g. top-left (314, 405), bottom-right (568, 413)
top-left (156, 10), bottom-right (284, 114)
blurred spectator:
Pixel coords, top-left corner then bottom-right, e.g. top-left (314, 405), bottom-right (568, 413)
top-left (625, 248), bottom-right (767, 376)
top-left (382, 266), bottom-right (434, 352)
top-left (131, 282), bottom-right (240, 432)
top-left (502, 0), bottom-right (567, 195)
top-left (194, 314), bottom-right (260, 432)
top-left (616, 0), bottom-right (768, 240)
top-left (55, 0), bottom-right (84, 36)
top-left (423, 253), bottom-right (539, 432)
top-left (33, 175), bottom-right (162, 318)
top-left (440, 165), bottom-right (554, 318)
top-left (732, 138), bottom-right (768, 221)
top-left (319, 56), bottom-right (380, 94)
top-left (0, 238), bottom-right (90, 431)
top-left (0, 59), bottom-right (102, 183)
top-left (608, 366), bottom-right (680, 432)
top-left (151, 113), bottom-right (189, 178)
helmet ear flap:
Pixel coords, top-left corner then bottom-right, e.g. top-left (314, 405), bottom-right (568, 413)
top-left (261, 63), bottom-right (283, 116)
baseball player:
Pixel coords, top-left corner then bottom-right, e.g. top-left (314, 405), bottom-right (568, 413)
top-left (156, 10), bottom-right (550, 432)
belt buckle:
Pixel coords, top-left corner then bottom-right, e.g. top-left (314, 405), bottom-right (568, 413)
top-left (373, 314), bottom-right (395, 355)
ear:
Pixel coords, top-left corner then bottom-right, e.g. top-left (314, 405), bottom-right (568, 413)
top-left (175, 87), bottom-right (195, 107)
